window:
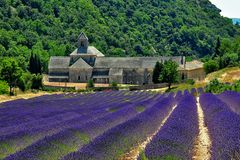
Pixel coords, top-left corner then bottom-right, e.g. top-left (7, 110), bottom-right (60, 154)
top-left (182, 73), bottom-right (185, 80)
top-left (78, 76), bottom-right (81, 81)
top-left (80, 41), bottom-right (84, 47)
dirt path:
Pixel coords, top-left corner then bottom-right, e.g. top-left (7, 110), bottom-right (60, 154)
top-left (118, 105), bottom-right (178, 160)
top-left (44, 82), bottom-right (109, 90)
top-left (0, 92), bottom-right (60, 104)
top-left (193, 97), bottom-right (211, 160)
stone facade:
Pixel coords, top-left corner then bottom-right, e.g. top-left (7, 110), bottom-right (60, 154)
top-left (49, 32), bottom-right (206, 84)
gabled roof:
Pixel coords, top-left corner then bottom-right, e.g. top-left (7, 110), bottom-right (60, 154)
top-left (49, 57), bottom-right (70, 69)
top-left (88, 46), bottom-right (105, 57)
top-left (94, 57), bottom-right (182, 69)
top-left (70, 58), bottom-right (92, 69)
top-left (70, 46), bottom-right (105, 57)
top-left (184, 60), bottom-right (204, 70)
top-left (78, 32), bottom-right (88, 40)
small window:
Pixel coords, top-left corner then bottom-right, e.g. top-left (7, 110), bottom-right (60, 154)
top-left (80, 41), bottom-right (84, 47)
top-left (78, 76), bottom-right (81, 81)
top-left (182, 73), bottom-right (185, 80)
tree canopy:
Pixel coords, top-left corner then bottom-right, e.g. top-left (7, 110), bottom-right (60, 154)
top-left (152, 61), bottom-right (163, 84)
top-left (0, 58), bottom-right (22, 95)
top-left (0, 0), bottom-right (240, 73)
top-left (159, 60), bottom-right (179, 89)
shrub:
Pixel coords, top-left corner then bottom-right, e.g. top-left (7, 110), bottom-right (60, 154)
top-left (0, 80), bottom-right (9, 95)
top-left (31, 74), bottom-right (43, 90)
top-left (87, 79), bottom-right (94, 88)
top-left (110, 81), bottom-right (119, 90)
top-left (204, 60), bottom-right (219, 74)
top-left (185, 79), bottom-right (195, 85)
top-left (232, 80), bottom-right (240, 92)
top-left (205, 79), bottom-right (231, 94)
top-left (17, 76), bottom-right (27, 92)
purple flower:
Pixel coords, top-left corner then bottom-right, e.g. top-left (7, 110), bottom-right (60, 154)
top-left (143, 94), bottom-right (198, 159)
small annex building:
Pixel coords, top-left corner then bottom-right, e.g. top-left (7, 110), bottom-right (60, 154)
top-left (49, 32), bottom-right (205, 85)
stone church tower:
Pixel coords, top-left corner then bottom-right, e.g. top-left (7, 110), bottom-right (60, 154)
top-left (77, 32), bottom-right (89, 53)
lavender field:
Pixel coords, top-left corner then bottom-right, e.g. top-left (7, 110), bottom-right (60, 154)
top-left (0, 90), bottom-right (239, 160)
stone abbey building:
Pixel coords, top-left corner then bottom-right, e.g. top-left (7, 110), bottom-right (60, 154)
top-left (49, 33), bottom-right (205, 85)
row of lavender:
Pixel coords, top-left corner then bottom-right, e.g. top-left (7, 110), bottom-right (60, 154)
top-left (139, 93), bottom-right (198, 159)
top-left (140, 90), bottom-right (240, 160)
top-left (0, 91), bottom-right (155, 159)
top-left (200, 93), bottom-right (240, 159)
top-left (0, 91), bottom-right (149, 127)
top-left (2, 89), bottom-right (238, 160)
top-left (62, 94), bottom-right (176, 160)
top-left (5, 95), bottom-right (163, 160)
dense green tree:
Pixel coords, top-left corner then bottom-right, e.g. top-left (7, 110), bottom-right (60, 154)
top-left (159, 60), bottom-right (179, 89)
top-left (0, 80), bottom-right (9, 95)
top-left (29, 53), bottom-right (42, 74)
top-left (204, 60), bottom-right (219, 74)
top-left (152, 61), bottom-right (163, 84)
top-left (0, 58), bottom-right (22, 95)
top-left (213, 37), bottom-right (222, 58)
top-left (31, 74), bottom-right (43, 90)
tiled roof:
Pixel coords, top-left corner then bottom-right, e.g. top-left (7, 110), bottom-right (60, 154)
top-left (49, 57), bottom-right (70, 69)
top-left (70, 58), bottom-right (92, 69)
top-left (184, 60), bottom-right (204, 70)
top-left (70, 46), bottom-right (105, 57)
top-left (94, 57), bottom-right (182, 69)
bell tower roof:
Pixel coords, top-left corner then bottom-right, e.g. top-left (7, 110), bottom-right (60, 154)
top-left (78, 32), bottom-right (88, 40)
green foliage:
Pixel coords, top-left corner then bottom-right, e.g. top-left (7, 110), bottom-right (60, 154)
top-left (205, 79), bottom-right (240, 94)
top-left (159, 60), bottom-right (179, 89)
top-left (213, 37), bottom-right (222, 58)
top-left (31, 74), bottom-right (43, 90)
top-left (185, 79), bottom-right (195, 85)
top-left (0, 81), bottom-right (9, 95)
top-left (204, 60), bottom-right (219, 74)
top-left (232, 80), bottom-right (240, 92)
top-left (152, 61), bottom-right (163, 84)
top-left (0, 58), bottom-right (22, 95)
top-left (29, 53), bottom-right (42, 74)
top-left (110, 81), bottom-right (118, 90)
top-left (87, 79), bottom-right (94, 88)
top-left (0, 0), bottom-right (239, 73)
top-left (138, 150), bottom-right (148, 160)
top-left (17, 76), bottom-right (26, 92)
top-left (17, 72), bottom-right (33, 92)
top-left (205, 37), bottom-right (240, 74)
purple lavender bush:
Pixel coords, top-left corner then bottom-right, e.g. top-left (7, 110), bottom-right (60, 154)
top-left (141, 94), bottom-right (198, 160)
top-left (217, 91), bottom-right (240, 115)
top-left (62, 95), bottom-right (176, 160)
top-left (1, 91), bottom-right (155, 159)
top-left (200, 93), bottom-right (240, 159)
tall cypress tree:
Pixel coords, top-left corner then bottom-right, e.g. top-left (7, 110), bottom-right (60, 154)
top-left (36, 55), bottom-right (42, 74)
top-left (152, 61), bottom-right (163, 84)
top-left (29, 52), bottom-right (34, 74)
top-left (29, 53), bottom-right (42, 74)
top-left (213, 37), bottom-right (221, 58)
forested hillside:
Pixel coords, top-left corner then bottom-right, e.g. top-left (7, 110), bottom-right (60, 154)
top-left (0, 0), bottom-right (239, 71)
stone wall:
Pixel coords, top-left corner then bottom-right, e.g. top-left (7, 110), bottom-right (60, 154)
top-left (122, 69), bottom-right (152, 85)
top-left (69, 68), bottom-right (93, 82)
top-left (179, 68), bottom-right (206, 81)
